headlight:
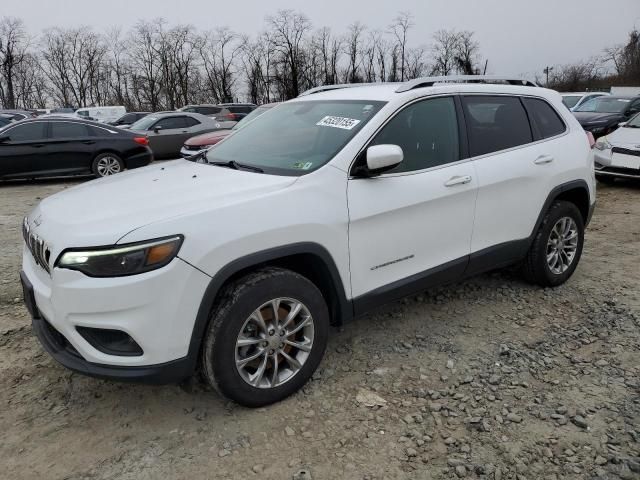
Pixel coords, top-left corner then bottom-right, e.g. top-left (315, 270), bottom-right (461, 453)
top-left (56, 235), bottom-right (183, 277)
top-left (594, 137), bottom-right (612, 151)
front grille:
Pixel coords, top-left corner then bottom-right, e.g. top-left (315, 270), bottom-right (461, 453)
top-left (184, 144), bottom-right (202, 151)
top-left (23, 217), bottom-right (51, 274)
top-left (612, 147), bottom-right (640, 158)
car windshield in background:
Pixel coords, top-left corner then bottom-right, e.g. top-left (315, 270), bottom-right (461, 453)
top-left (205, 100), bottom-right (385, 175)
top-left (232, 106), bottom-right (273, 130)
top-left (129, 116), bottom-right (159, 130)
top-left (574, 97), bottom-right (630, 113)
top-left (625, 113), bottom-right (640, 128)
top-left (562, 96), bottom-right (581, 108)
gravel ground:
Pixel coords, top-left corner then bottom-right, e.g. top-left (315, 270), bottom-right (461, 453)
top-left (1, 177), bottom-right (639, 480)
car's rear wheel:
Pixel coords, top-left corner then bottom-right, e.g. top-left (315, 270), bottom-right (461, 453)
top-left (200, 268), bottom-right (329, 407)
top-left (92, 153), bottom-right (124, 178)
top-left (523, 201), bottom-right (584, 287)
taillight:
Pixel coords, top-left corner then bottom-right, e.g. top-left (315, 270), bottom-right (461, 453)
top-left (225, 113), bottom-right (238, 121)
top-left (586, 131), bottom-right (595, 149)
top-left (133, 136), bottom-right (149, 146)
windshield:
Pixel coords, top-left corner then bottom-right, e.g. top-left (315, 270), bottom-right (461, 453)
top-left (562, 96), bottom-right (581, 108)
top-left (575, 97), bottom-right (630, 113)
top-left (232, 105), bottom-right (274, 130)
top-left (129, 115), bottom-right (159, 131)
top-left (625, 112), bottom-right (640, 127)
top-left (205, 100), bottom-right (385, 175)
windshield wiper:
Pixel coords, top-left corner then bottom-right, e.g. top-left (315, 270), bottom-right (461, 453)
top-left (209, 160), bottom-right (264, 173)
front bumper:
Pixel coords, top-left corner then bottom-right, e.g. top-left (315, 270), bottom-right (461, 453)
top-left (21, 247), bottom-right (211, 383)
top-left (594, 147), bottom-right (640, 179)
top-left (180, 146), bottom-right (207, 159)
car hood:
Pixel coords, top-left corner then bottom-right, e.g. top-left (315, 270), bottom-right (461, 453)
top-left (573, 112), bottom-right (623, 125)
top-left (608, 126), bottom-right (640, 147)
top-left (27, 160), bottom-right (297, 256)
top-left (185, 129), bottom-right (232, 146)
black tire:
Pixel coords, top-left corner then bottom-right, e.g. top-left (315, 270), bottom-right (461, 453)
top-left (200, 267), bottom-right (329, 407)
top-left (522, 201), bottom-right (585, 287)
top-left (92, 153), bottom-right (124, 178)
top-left (595, 174), bottom-right (616, 185)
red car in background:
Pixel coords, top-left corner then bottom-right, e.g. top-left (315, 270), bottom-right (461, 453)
top-left (180, 103), bottom-right (279, 158)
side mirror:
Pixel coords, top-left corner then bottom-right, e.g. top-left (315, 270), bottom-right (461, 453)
top-left (0, 135), bottom-right (10, 144)
top-left (153, 126), bottom-right (162, 134)
top-left (365, 144), bottom-right (404, 175)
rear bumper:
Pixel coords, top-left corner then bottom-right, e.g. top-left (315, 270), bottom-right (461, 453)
top-left (125, 149), bottom-right (154, 169)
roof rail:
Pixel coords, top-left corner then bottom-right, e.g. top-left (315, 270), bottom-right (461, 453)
top-left (395, 75), bottom-right (539, 93)
top-left (298, 83), bottom-right (390, 97)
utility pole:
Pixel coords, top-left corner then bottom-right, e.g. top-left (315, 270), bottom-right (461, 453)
top-left (543, 66), bottom-right (553, 86)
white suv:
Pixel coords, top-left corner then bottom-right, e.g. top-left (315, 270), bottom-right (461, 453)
top-left (21, 76), bottom-right (596, 407)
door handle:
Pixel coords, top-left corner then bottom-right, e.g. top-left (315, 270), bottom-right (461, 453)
top-left (444, 175), bottom-right (472, 187)
top-left (82, 140), bottom-right (96, 145)
top-left (534, 154), bottom-right (554, 165)
top-left (32, 144), bottom-right (45, 148)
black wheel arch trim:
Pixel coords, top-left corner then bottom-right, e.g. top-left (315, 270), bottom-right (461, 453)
top-left (529, 179), bottom-right (593, 236)
top-left (184, 242), bottom-right (351, 374)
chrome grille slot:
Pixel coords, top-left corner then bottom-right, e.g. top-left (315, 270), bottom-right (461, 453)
top-left (23, 217), bottom-right (51, 274)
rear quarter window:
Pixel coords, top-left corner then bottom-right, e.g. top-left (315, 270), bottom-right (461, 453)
top-left (523, 98), bottom-right (566, 139)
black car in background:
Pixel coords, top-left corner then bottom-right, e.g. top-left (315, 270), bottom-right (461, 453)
top-left (218, 103), bottom-right (257, 121)
top-left (109, 112), bottom-right (151, 128)
top-left (0, 114), bottom-right (13, 129)
top-left (0, 118), bottom-right (153, 180)
top-left (573, 96), bottom-right (640, 138)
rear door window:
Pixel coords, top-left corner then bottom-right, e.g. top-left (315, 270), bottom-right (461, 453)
top-left (6, 122), bottom-right (46, 142)
top-left (51, 122), bottom-right (90, 138)
top-left (183, 116), bottom-right (201, 127)
top-left (461, 96), bottom-right (533, 157)
top-left (154, 117), bottom-right (187, 130)
top-left (523, 98), bottom-right (566, 139)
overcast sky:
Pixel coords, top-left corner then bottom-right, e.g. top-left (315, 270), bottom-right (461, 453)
top-left (4, 0), bottom-right (640, 78)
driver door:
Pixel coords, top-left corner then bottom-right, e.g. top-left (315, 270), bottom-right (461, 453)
top-left (347, 96), bottom-right (477, 310)
top-left (0, 122), bottom-right (48, 178)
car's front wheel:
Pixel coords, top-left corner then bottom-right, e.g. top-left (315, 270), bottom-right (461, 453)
top-left (200, 268), bottom-right (329, 407)
top-left (92, 153), bottom-right (124, 178)
top-left (523, 200), bottom-right (585, 287)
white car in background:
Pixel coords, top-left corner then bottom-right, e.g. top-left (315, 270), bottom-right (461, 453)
top-left (561, 92), bottom-right (609, 111)
top-left (593, 112), bottom-right (640, 182)
top-left (76, 106), bottom-right (126, 123)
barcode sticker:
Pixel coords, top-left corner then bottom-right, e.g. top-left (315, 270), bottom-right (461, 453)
top-left (316, 116), bottom-right (361, 130)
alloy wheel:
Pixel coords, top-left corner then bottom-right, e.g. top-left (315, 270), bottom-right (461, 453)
top-left (96, 156), bottom-right (122, 176)
top-left (235, 298), bottom-right (314, 389)
top-left (546, 216), bottom-right (579, 274)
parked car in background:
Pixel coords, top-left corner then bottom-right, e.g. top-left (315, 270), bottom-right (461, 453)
top-left (0, 114), bottom-right (14, 129)
top-left (573, 96), bottom-right (640, 138)
top-left (76, 106), bottom-right (126, 124)
top-left (128, 112), bottom-right (223, 159)
top-left (592, 112), bottom-right (640, 182)
top-left (218, 103), bottom-right (257, 121)
top-left (561, 92), bottom-right (609, 111)
top-left (0, 109), bottom-right (37, 121)
top-left (177, 104), bottom-right (237, 128)
top-left (51, 107), bottom-right (75, 114)
top-left (109, 112), bottom-right (151, 129)
top-left (0, 118), bottom-right (152, 179)
top-left (180, 103), bottom-right (279, 158)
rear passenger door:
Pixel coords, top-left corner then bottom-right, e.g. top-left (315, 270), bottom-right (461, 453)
top-left (463, 95), bottom-right (566, 272)
top-left (148, 116), bottom-right (189, 157)
top-left (37, 121), bottom-right (95, 175)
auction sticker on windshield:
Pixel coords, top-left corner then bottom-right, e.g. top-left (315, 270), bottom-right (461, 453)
top-left (317, 116), bottom-right (361, 130)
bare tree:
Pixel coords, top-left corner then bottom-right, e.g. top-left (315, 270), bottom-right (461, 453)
top-left (388, 11), bottom-right (413, 81)
top-left (344, 22), bottom-right (365, 83)
top-left (200, 27), bottom-right (242, 103)
top-left (267, 10), bottom-right (311, 99)
top-left (454, 30), bottom-right (480, 75)
top-left (430, 29), bottom-right (460, 76)
top-left (0, 17), bottom-right (29, 108)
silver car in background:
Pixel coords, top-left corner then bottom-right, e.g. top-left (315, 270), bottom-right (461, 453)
top-left (129, 112), bottom-right (224, 159)
top-left (561, 92), bottom-right (610, 111)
